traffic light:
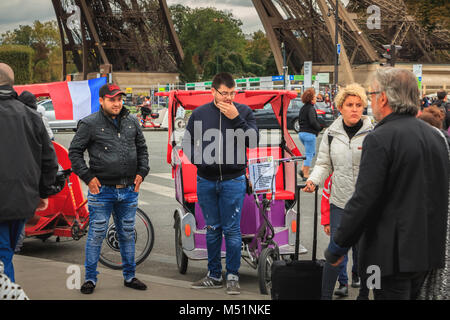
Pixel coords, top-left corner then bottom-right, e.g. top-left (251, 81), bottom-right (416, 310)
top-left (381, 45), bottom-right (402, 67)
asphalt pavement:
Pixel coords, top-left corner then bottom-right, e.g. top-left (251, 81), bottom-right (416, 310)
top-left (13, 129), bottom-right (365, 300)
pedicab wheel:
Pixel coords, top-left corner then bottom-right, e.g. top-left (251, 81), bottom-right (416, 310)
top-left (175, 218), bottom-right (189, 274)
top-left (258, 247), bottom-right (279, 295)
top-left (99, 208), bottom-right (154, 270)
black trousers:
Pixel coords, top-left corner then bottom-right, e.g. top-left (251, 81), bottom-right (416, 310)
top-left (373, 272), bottom-right (427, 300)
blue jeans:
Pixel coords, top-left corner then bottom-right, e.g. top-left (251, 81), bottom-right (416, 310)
top-left (0, 219), bottom-right (26, 282)
top-left (321, 204), bottom-right (357, 299)
top-left (298, 132), bottom-right (316, 167)
top-left (196, 175), bottom-right (246, 280)
top-left (85, 185), bottom-right (138, 283)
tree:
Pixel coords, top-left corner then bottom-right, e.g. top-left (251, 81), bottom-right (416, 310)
top-left (170, 5), bottom-right (247, 80)
top-left (1, 20), bottom-right (62, 83)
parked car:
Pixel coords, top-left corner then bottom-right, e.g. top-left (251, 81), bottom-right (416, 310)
top-left (37, 99), bottom-right (78, 131)
top-left (254, 98), bottom-right (334, 133)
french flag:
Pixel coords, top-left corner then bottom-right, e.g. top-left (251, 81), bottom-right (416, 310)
top-left (50, 77), bottom-right (107, 120)
top-left (14, 77), bottom-right (107, 121)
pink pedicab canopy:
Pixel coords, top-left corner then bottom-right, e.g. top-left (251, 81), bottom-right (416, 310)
top-left (155, 90), bottom-right (302, 165)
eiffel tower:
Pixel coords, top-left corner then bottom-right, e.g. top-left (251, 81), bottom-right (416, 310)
top-left (252, 0), bottom-right (450, 84)
top-left (52, 0), bottom-right (183, 79)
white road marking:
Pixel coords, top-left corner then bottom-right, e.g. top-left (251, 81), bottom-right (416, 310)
top-left (139, 181), bottom-right (174, 198)
top-left (148, 172), bottom-right (173, 180)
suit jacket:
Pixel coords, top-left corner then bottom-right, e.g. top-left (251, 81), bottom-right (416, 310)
top-left (333, 113), bottom-right (449, 277)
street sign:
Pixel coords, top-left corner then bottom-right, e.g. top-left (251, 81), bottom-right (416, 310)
top-left (272, 75), bottom-right (284, 81)
top-left (337, 44), bottom-right (341, 55)
top-left (413, 64), bottom-right (423, 91)
top-left (304, 61), bottom-right (312, 88)
top-left (317, 73), bottom-right (330, 84)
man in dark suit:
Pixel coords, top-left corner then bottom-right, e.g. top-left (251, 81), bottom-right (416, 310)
top-left (325, 67), bottom-right (449, 300)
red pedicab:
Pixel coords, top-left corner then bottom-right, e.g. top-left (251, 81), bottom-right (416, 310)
top-left (157, 90), bottom-right (309, 294)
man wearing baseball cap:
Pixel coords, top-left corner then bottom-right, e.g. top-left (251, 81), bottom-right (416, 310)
top-left (69, 83), bottom-right (149, 294)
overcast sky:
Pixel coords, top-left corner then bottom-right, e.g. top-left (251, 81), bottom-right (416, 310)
top-left (0, 0), bottom-right (266, 35)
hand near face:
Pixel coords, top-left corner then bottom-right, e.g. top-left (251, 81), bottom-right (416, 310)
top-left (216, 101), bottom-right (239, 119)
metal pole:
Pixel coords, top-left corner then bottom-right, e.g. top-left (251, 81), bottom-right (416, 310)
top-left (282, 42), bottom-right (287, 89)
top-left (334, 0), bottom-right (339, 95)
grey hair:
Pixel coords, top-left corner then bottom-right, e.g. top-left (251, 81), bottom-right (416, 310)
top-left (372, 67), bottom-right (420, 116)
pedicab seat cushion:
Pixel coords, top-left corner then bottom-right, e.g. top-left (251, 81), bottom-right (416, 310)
top-left (178, 146), bottom-right (295, 203)
top-left (178, 150), bottom-right (198, 203)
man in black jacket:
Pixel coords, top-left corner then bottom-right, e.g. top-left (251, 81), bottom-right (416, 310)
top-left (325, 68), bottom-right (449, 300)
top-left (431, 90), bottom-right (450, 130)
top-left (183, 72), bottom-right (258, 295)
top-left (0, 63), bottom-right (58, 282)
top-left (69, 83), bottom-right (149, 294)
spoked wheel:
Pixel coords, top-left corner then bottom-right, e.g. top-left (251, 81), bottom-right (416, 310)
top-left (175, 217), bottom-right (189, 274)
top-left (99, 208), bottom-right (154, 270)
top-left (258, 247), bottom-right (279, 295)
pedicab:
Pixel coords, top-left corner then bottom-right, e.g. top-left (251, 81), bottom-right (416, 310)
top-left (136, 104), bottom-right (161, 129)
top-left (157, 89), bottom-right (309, 294)
top-left (24, 141), bottom-right (155, 269)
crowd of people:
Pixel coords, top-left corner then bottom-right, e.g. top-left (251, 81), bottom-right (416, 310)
top-left (298, 68), bottom-right (450, 300)
top-left (1, 61), bottom-right (449, 300)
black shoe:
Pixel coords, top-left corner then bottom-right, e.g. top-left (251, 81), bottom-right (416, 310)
top-left (299, 170), bottom-right (304, 178)
top-left (80, 281), bottom-right (96, 294)
top-left (334, 284), bottom-right (348, 297)
top-left (351, 273), bottom-right (361, 288)
top-left (124, 277), bottom-right (147, 290)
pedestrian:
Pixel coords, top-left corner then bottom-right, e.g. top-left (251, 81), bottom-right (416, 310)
top-left (431, 90), bottom-right (450, 130)
top-left (18, 90), bottom-right (54, 140)
top-left (69, 83), bottom-right (150, 294)
top-left (303, 83), bottom-right (373, 299)
top-left (139, 96), bottom-right (152, 125)
top-left (183, 72), bottom-right (258, 295)
top-left (418, 105), bottom-right (450, 146)
top-left (298, 88), bottom-right (321, 181)
top-left (324, 67), bottom-right (449, 300)
top-left (320, 176), bottom-right (371, 299)
top-left (421, 94), bottom-right (430, 109)
top-left (0, 63), bottom-right (58, 282)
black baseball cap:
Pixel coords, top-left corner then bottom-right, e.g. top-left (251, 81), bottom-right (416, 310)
top-left (99, 83), bottom-right (125, 98)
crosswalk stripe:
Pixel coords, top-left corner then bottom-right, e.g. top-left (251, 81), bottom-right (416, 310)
top-left (148, 172), bottom-right (173, 180)
top-left (139, 181), bottom-right (174, 198)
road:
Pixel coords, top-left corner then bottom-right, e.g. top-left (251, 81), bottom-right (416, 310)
top-left (18, 128), bottom-right (361, 299)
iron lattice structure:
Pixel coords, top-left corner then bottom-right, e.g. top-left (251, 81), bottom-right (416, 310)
top-left (252, 0), bottom-right (450, 78)
top-left (52, 0), bottom-right (183, 78)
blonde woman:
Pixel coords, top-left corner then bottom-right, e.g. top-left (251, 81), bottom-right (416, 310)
top-left (303, 83), bottom-right (373, 299)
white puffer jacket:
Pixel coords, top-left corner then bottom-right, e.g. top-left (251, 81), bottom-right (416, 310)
top-left (309, 115), bottom-right (373, 209)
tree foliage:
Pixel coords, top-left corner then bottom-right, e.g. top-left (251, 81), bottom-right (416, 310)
top-left (0, 45), bottom-right (33, 84)
top-left (1, 20), bottom-right (62, 83)
top-left (170, 5), bottom-right (276, 81)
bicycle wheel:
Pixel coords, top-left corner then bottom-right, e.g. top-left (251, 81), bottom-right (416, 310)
top-left (99, 208), bottom-right (154, 270)
top-left (258, 247), bottom-right (279, 295)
